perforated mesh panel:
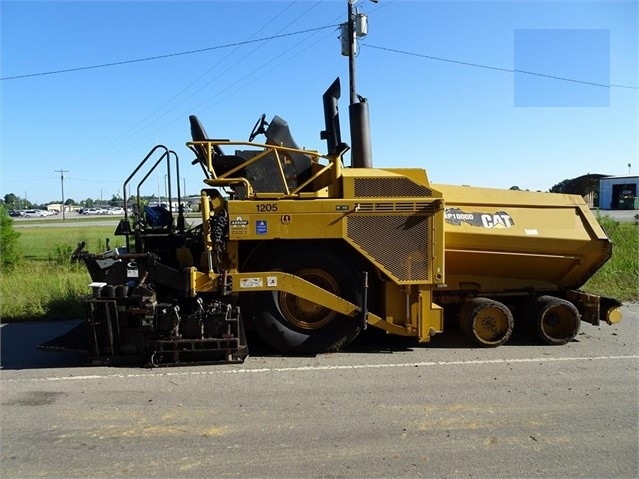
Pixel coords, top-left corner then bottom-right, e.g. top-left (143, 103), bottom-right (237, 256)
top-left (354, 178), bottom-right (432, 198)
top-left (347, 215), bottom-right (431, 282)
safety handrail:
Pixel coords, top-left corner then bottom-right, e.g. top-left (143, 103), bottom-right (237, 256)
top-left (119, 145), bottom-right (184, 251)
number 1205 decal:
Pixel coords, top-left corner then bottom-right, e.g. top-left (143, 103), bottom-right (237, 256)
top-left (256, 204), bottom-right (278, 212)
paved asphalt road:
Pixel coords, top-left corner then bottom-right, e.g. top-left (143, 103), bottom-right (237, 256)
top-left (1, 304), bottom-right (637, 479)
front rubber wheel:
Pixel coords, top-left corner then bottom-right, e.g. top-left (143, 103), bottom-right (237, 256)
top-left (252, 245), bottom-right (363, 354)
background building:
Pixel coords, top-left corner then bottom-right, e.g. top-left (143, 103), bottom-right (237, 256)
top-left (599, 176), bottom-right (639, 210)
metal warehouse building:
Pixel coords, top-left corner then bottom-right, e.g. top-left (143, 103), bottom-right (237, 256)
top-left (599, 175), bottom-right (639, 210)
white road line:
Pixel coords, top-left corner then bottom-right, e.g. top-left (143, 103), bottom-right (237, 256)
top-left (2, 355), bottom-right (638, 383)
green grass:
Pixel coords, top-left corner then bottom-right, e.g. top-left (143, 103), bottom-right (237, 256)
top-left (582, 217), bottom-right (639, 302)
top-left (15, 215), bottom-right (119, 225)
top-left (1, 217), bottom-right (637, 321)
top-left (15, 225), bottom-right (118, 261)
top-left (1, 262), bottom-right (89, 319)
top-left (1, 224), bottom-right (122, 320)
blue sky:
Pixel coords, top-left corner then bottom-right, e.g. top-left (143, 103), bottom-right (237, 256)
top-left (1, 0), bottom-right (637, 205)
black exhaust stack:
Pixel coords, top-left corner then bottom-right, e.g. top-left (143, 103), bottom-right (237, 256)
top-left (321, 77), bottom-right (343, 156)
top-left (349, 98), bottom-right (372, 168)
top-left (321, 77), bottom-right (373, 167)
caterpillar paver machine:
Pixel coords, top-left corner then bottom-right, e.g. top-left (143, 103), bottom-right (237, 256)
top-left (44, 78), bottom-right (622, 366)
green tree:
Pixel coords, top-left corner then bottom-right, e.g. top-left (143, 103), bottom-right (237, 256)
top-left (64, 198), bottom-right (75, 206)
top-left (0, 204), bottom-right (21, 270)
top-left (109, 194), bottom-right (122, 207)
top-left (4, 193), bottom-right (18, 205)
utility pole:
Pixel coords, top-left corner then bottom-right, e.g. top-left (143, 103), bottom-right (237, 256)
top-left (344, 0), bottom-right (377, 103)
top-left (55, 169), bottom-right (68, 220)
top-left (347, 0), bottom-right (357, 106)
top-left (341, 0), bottom-right (375, 168)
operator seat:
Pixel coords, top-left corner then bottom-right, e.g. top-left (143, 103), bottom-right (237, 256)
top-left (264, 115), bottom-right (312, 186)
top-left (189, 115), bottom-right (246, 176)
top-left (188, 114), bottom-right (312, 193)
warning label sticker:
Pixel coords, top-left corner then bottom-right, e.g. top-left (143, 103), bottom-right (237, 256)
top-left (240, 277), bottom-right (264, 288)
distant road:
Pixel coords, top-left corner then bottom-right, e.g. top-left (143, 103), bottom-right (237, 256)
top-left (12, 213), bottom-right (203, 228)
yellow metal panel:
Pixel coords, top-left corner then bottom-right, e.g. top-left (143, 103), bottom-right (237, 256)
top-left (378, 283), bottom-right (443, 341)
top-left (433, 183), bottom-right (595, 208)
top-left (188, 269), bottom-right (218, 295)
top-left (227, 199), bottom-right (347, 240)
top-left (381, 168), bottom-right (435, 189)
top-left (435, 183), bottom-right (612, 289)
top-left (417, 288), bottom-right (444, 343)
top-left (229, 271), bottom-right (359, 316)
top-left (342, 169), bottom-right (436, 199)
top-left (383, 282), bottom-right (409, 327)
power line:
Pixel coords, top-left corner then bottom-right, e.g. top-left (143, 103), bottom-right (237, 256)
top-left (177, 1), bottom-right (327, 118)
top-left (90, 23), bottom-right (338, 163)
top-left (90, 0), bottom-right (310, 161)
top-left (92, 1), bottom-right (340, 163)
top-left (363, 44), bottom-right (638, 90)
top-left (0, 25), bottom-right (339, 81)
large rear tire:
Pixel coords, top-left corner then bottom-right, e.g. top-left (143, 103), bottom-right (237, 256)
top-left (252, 245), bottom-right (363, 354)
top-left (459, 298), bottom-right (514, 347)
top-left (526, 295), bottom-right (581, 345)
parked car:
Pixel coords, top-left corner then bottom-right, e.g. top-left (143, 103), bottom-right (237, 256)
top-left (23, 209), bottom-right (48, 218)
top-left (107, 207), bottom-right (125, 215)
top-left (8, 209), bottom-right (23, 217)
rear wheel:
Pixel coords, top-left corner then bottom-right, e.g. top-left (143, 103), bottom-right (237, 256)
top-left (459, 298), bottom-right (514, 347)
top-left (526, 295), bottom-right (581, 345)
top-left (251, 245), bottom-right (363, 354)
